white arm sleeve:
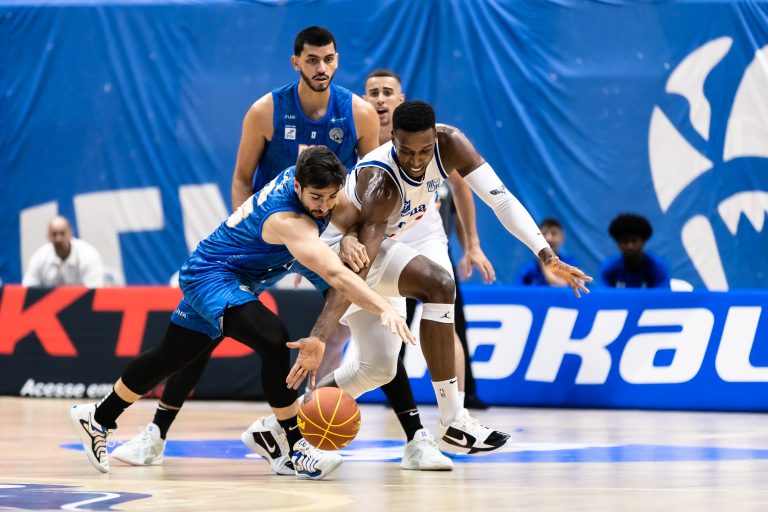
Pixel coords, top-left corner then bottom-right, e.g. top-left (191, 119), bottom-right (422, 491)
top-left (463, 162), bottom-right (550, 255)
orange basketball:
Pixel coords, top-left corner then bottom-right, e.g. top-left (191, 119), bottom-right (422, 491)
top-left (297, 387), bottom-right (361, 450)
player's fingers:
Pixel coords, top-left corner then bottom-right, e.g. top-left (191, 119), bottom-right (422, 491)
top-left (308, 371), bottom-right (316, 390)
top-left (286, 341), bottom-right (301, 349)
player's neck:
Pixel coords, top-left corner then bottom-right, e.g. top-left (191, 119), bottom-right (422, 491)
top-left (297, 81), bottom-right (331, 121)
top-left (378, 126), bottom-right (392, 146)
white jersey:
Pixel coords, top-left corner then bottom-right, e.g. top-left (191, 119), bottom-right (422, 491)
top-left (346, 141), bottom-right (450, 238)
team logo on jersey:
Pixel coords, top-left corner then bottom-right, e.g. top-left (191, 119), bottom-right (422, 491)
top-left (284, 126), bottom-right (296, 140)
top-left (427, 179), bottom-right (441, 192)
top-left (329, 127), bottom-right (344, 144)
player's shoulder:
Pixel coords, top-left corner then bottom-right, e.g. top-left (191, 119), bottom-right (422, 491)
top-left (245, 92), bottom-right (275, 128)
top-left (351, 93), bottom-right (378, 120)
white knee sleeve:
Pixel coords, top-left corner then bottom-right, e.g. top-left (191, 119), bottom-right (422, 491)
top-left (332, 310), bottom-right (402, 398)
top-left (421, 303), bottom-right (455, 323)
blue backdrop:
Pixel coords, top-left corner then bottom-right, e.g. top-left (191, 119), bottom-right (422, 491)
top-left (2, 0), bottom-right (768, 287)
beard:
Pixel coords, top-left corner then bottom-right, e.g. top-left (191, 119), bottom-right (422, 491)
top-left (300, 70), bottom-right (333, 93)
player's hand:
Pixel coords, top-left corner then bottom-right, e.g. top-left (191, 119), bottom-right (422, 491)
top-left (458, 245), bottom-right (496, 284)
top-left (543, 256), bottom-right (593, 298)
top-left (379, 308), bottom-right (417, 345)
top-left (339, 235), bottom-right (370, 273)
top-left (286, 336), bottom-right (326, 390)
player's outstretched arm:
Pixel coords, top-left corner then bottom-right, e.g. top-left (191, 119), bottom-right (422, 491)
top-left (440, 125), bottom-right (592, 295)
top-left (269, 212), bottom-right (414, 342)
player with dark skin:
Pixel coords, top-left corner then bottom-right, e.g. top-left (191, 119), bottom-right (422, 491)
top-left (294, 124), bottom-right (589, 391)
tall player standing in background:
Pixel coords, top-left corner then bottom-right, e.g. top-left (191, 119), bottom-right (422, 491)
top-left (110, 26), bottom-right (380, 471)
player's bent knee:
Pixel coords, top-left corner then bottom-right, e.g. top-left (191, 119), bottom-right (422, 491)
top-left (425, 267), bottom-right (455, 303)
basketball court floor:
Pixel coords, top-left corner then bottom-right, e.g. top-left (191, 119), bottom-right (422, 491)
top-left (2, 396), bottom-right (768, 511)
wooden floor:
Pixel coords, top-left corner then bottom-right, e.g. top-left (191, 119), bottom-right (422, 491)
top-left (3, 397), bottom-right (768, 511)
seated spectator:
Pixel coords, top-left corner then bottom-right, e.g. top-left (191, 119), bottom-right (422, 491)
top-left (600, 213), bottom-right (670, 288)
top-left (23, 216), bottom-right (105, 288)
top-left (515, 218), bottom-right (580, 286)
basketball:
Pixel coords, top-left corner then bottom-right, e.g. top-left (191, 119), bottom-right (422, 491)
top-left (297, 387), bottom-right (361, 450)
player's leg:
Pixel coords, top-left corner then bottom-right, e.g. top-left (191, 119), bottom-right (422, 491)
top-left (70, 320), bottom-right (218, 473)
top-left (452, 276), bottom-right (488, 409)
top-left (397, 256), bottom-right (510, 455)
top-left (223, 301), bottom-right (342, 480)
top-left (111, 339), bottom-right (221, 466)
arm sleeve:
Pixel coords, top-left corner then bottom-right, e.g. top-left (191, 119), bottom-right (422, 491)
top-left (462, 162), bottom-right (549, 255)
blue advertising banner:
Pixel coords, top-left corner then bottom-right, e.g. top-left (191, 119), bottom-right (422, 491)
top-left (2, 1), bottom-right (767, 289)
top-left (359, 286), bottom-right (768, 411)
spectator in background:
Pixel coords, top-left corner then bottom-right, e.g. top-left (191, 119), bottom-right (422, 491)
top-left (23, 216), bottom-right (104, 288)
top-left (515, 218), bottom-right (580, 287)
top-left (600, 213), bottom-right (670, 288)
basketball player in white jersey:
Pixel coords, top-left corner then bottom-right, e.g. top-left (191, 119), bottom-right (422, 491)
top-left (294, 100), bottom-right (592, 454)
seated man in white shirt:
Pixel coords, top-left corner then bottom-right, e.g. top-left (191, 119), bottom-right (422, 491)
top-left (23, 216), bottom-right (105, 288)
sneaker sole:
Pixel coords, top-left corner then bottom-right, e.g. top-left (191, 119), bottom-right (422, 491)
top-left (240, 430), bottom-right (294, 476)
top-left (400, 461), bottom-right (454, 471)
top-left (69, 406), bottom-right (108, 473)
top-left (112, 450), bottom-right (164, 466)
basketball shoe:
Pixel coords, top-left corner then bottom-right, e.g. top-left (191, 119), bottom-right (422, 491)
top-left (112, 423), bottom-right (165, 466)
top-left (291, 439), bottom-right (343, 480)
top-left (241, 416), bottom-right (294, 476)
top-left (401, 428), bottom-right (454, 471)
top-left (438, 408), bottom-right (510, 455)
top-left (70, 403), bottom-right (113, 473)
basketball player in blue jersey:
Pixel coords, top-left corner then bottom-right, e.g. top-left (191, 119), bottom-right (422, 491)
top-left (297, 101), bottom-right (592, 455)
top-left (107, 26), bottom-right (379, 470)
top-left (70, 147), bottom-right (415, 480)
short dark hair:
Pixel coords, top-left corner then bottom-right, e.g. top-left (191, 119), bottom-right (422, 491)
top-left (609, 213), bottom-right (653, 241)
top-left (294, 26), bottom-right (336, 56)
top-left (392, 100), bottom-right (435, 133)
top-left (540, 218), bottom-right (562, 230)
top-left (295, 146), bottom-right (346, 189)
top-left (366, 68), bottom-right (402, 85)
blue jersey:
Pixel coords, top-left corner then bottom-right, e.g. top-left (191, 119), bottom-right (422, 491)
top-left (253, 82), bottom-right (358, 193)
top-left (599, 252), bottom-right (670, 289)
top-left (172, 167), bottom-right (331, 338)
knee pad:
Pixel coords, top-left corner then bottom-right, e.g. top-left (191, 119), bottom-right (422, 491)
top-left (421, 303), bottom-right (455, 323)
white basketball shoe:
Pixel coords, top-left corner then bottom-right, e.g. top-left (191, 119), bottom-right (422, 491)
top-left (438, 408), bottom-right (510, 455)
top-left (241, 416), bottom-right (294, 476)
top-left (112, 423), bottom-right (165, 466)
top-left (291, 439), bottom-right (343, 480)
top-left (69, 403), bottom-right (113, 473)
top-left (401, 428), bottom-right (454, 470)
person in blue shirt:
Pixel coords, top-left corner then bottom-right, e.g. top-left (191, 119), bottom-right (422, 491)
top-left (516, 218), bottom-right (581, 286)
top-left (69, 147), bottom-right (414, 480)
top-left (600, 213), bottom-right (670, 288)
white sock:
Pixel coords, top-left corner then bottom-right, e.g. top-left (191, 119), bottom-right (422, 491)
top-left (432, 378), bottom-right (462, 425)
top-left (459, 391), bottom-right (466, 407)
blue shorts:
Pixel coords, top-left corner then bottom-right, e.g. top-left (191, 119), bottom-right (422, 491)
top-left (170, 257), bottom-right (262, 338)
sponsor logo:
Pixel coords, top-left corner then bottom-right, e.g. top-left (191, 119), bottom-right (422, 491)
top-left (427, 179), bottom-right (441, 192)
top-left (490, 185), bottom-right (506, 195)
top-left (284, 114), bottom-right (296, 120)
top-left (400, 200), bottom-right (427, 218)
top-left (330, 117), bottom-right (346, 123)
top-left (329, 127), bottom-right (344, 144)
top-left (400, 303), bottom-right (768, 386)
top-left (284, 125), bottom-right (296, 140)
top-left (648, 37), bottom-right (768, 289)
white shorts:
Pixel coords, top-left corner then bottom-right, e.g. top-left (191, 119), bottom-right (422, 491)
top-left (340, 235), bottom-right (453, 322)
